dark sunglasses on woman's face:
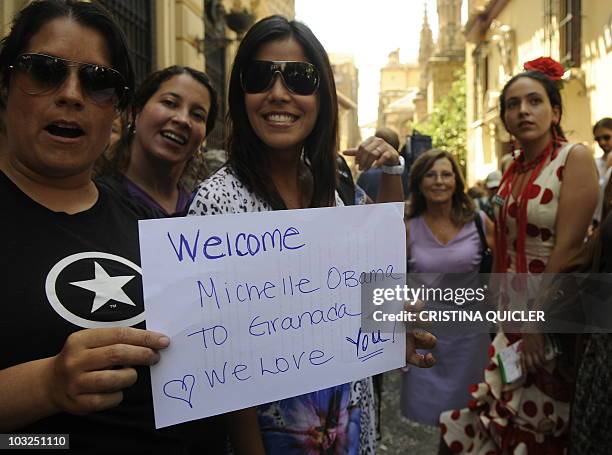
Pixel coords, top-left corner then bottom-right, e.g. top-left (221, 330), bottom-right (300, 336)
top-left (9, 53), bottom-right (129, 105)
top-left (240, 60), bottom-right (320, 96)
top-left (595, 134), bottom-right (612, 142)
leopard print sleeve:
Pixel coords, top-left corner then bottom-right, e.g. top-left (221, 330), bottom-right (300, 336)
top-left (187, 166), bottom-right (271, 216)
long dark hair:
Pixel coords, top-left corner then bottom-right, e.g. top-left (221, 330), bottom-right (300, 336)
top-left (593, 117), bottom-right (612, 134)
top-left (0, 0), bottom-right (134, 110)
top-left (227, 15), bottom-right (338, 209)
top-left (99, 65), bottom-right (218, 187)
top-left (500, 70), bottom-right (566, 141)
top-left (408, 148), bottom-right (475, 224)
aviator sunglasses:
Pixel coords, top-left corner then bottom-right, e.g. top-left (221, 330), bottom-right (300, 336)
top-left (240, 60), bottom-right (320, 96)
top-left (9, 53), bottom-right (129, 105)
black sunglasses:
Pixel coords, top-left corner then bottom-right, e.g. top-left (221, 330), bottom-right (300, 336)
top-left (595, 134), bottom-right (611, 142)
top-left (240, 60), bottom-right (320, 96)
top-left (9, 53), bottom-right (129, 105)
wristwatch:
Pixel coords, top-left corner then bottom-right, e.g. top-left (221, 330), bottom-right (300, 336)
top-left (381, 155), bottom-right (405, 175)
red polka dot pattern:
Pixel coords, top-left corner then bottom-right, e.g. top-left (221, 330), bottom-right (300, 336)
top-left (543, 401), bottom-right (554, 416)
top-left (541, 228), bottom-right (552, 242)
top-left (495, 402), bottom-right (509, 418)
top-left (465, 424), bottom-right (475, 438)
top-left (449, 441), bottom-right (464, 453)
top-left (529, 259), bottom-right (546, 273)
top-left (526, 223), bottom-right (540, 237)
top-left (557, 165), bottom-right (565, 181)
top-left (488, 345), bottom-right (496, 358)
top-left (468, 383), bottom-right (478, 394)
top-left (527, 184), bottom-right (541, 199)
top-left (451, 409), bottom-right (460, 420)
top-left (540, 188), bottom-right (554, 204)
top-left (440, 423), bottom-right (447, 435)
top-left (523, 400), bottom-right (538, 417)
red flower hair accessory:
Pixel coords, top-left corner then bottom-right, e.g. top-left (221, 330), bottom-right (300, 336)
top-left (523, 57), bottom-right (565, 81)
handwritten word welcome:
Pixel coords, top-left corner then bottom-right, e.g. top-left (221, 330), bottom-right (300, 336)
top-left (167, 226), bottom-right (306, 263)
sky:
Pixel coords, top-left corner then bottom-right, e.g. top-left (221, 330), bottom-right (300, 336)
top-left (295, 0), bottom-right (440, 127)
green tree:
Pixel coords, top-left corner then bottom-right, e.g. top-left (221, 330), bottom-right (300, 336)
top-left (413, 68), bottom-right (467, 171)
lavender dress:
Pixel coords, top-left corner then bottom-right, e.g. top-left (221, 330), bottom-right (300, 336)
top-left (400, 214), bottom-right (490, 426)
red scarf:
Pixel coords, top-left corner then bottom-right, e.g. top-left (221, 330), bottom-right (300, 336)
top-left (494, 134), bottom-right (564, 273)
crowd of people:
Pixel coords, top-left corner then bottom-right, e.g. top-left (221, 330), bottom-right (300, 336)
top-left (1, 1), bottom-right (611, 454)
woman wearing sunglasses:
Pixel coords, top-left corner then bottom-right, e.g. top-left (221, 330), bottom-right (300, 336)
top-left (188, 15), bottom-right (435, 454)
top-left (97, 66), bottom-right (218, 216)
top-left (0, 1), bottom-right (220, 452)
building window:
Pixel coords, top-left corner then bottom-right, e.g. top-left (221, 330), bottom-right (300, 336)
top-left (98, 0), bottom-right (155, 84)
top-left (203, 0), bottom-right (227, 150)
top-left (559, 0), bottom-right (581, 67)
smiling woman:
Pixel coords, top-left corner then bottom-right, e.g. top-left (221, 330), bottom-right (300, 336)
top-left (400, 149), bottom-right (493, 449)
top-left (186, 13), bottom-right (436, 455)
top-left (97, 66), bottom-right (218, 215)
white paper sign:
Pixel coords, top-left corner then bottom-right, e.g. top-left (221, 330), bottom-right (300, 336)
top-left (139, 203), bottom-right (406, 429)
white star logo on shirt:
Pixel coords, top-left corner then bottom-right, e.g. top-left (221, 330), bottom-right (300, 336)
top-left (70, 261), bottom-right (136, 313)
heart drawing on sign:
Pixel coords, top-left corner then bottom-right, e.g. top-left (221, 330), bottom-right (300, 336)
top-left (163, 374), bottom-right (196, 408)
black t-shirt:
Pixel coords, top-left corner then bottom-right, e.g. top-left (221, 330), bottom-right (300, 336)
top-left (1, 171), bottom-right (225, 454)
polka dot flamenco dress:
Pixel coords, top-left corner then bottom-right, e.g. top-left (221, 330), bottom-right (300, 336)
top-left (439, 143), bottom-right (575, 454)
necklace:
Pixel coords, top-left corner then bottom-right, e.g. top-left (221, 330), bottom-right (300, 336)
top-left (513, 149), bottom-right (550, 173)
top-left (494, 135), bottom-right (563, 273)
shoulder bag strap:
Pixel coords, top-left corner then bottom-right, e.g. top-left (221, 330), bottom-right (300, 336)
top-left (473, 211), bottom-right (489, 253)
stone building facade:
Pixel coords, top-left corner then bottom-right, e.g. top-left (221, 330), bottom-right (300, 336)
top-left (377, 49), bottom-right (421, 141)
top-left (377, 0), bottom-right (465, 143)
top-left (464, 0), bottom-right (612, 183)
top-left (330, 53), bottom-right (361, 152)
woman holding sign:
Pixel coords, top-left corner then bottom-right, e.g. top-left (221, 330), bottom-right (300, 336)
top-left (0, 1), bottom-right (229, 452)
top-left (188, 15), bottom-right (435, 454)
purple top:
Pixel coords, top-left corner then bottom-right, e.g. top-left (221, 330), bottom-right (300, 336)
top-left (401, 212), bottom-right (490, 426)
top-left (121, 174), bottom-right (191, 216)
top-left (408, 214), bottom-right (483, 274)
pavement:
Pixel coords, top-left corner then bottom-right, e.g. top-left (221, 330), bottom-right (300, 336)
top-left (378, 370), bottom-right (440, 454)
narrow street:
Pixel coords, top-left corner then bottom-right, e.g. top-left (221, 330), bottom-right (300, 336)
top-left (379, 371), bottom-right (439, 454)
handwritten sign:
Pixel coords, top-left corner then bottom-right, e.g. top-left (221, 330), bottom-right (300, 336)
top-left (139, 203), bottom-right (406, 428)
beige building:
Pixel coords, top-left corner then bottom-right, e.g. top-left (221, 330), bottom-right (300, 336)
top-left (377, 49), bottom-right (421, 140)
top-left (427, 0), bottom-right (465, 113)
top-left (377, 0), bottom-right (465, 141)
top-left (464, 0), bottom-right (612, 184)
top-left (0, 0), bottom-right (294, 149)
top-left (330, 53), bottom-right (360, 153)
